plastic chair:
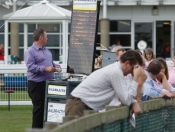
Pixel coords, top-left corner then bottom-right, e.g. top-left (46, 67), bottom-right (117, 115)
top-left (10, 55), bottom-right (18, 64)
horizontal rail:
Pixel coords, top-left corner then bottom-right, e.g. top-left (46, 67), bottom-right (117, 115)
top-left (48, 98), bottom-right (175, 132)
top-left (0, 64), bottom-right (67, 73)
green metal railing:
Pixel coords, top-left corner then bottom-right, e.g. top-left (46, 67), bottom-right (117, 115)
top-left (48, 98), bottom-right (175, 132)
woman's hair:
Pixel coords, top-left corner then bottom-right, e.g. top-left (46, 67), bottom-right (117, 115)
top-left (135, 49), bottom-right (142, 55)
top-left (147, 60), bottom-right (162, 75)
top-left (156, 57), bottom-right (169, 79)
top-left (120, 50), bottom-right (143, 66)
top-left (144, 48), bottom-right (155, 60)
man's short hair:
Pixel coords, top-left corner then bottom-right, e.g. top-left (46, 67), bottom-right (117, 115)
top-left (116, 48), bottom-right (126, 56)
top-left (147, 60), bottom-right (162, 75)
top-left (33, 28), bottom-right (45, 41)
top-left (120, 50), bottom-right (143, 66)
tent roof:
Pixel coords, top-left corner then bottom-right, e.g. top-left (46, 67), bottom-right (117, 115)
top-left (2, 0), bottom-right (71, 22)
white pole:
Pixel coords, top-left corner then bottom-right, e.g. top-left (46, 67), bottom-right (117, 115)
top-left (13, 0), bottom-right (17, 12)
top-left (171, 20), bottom-right (174, 58)
top-left (153, 21), bottom-right (156, 56)
top-left (24, 24), bottom-right (28, 53)
top-left (65, 20), bottom-right (68, 64)
top-left (62, 20), bottom-right (66, 64)
top-left (4, 21), bottom-right (9, 65)
top-left (103, 0), bottom-right (107, 18)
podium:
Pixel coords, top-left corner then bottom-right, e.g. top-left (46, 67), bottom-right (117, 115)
top-left (44, 79), bottom-right (81, 123)
top-left (43, 0), bottom-right (101, 124)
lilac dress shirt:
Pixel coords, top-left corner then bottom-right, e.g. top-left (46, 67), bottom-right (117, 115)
top-left (24, 43), bottom-right (58, 82)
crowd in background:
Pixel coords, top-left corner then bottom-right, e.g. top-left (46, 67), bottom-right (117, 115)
top-left (95, 43), bottom-right (175, 103)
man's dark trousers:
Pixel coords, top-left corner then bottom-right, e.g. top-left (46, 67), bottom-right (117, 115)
top-left (28, 81), bottom-right (46, 128)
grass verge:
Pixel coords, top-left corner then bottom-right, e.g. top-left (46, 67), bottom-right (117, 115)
top-left (0, 90), bottom-right (30, 101)
top-left (0, 105), bottom-right (32, 132)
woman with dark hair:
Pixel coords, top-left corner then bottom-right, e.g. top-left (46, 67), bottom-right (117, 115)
top-left (153, 58), bottom-right (175, 94)
top-left (141, 60), bottom-right (172, 101)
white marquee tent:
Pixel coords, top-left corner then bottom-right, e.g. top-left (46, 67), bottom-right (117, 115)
top-left (2, 0), bottom-right (71, 64)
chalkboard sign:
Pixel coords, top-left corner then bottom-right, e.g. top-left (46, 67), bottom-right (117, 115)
top-left (67, 0), bottom-right (100, 75)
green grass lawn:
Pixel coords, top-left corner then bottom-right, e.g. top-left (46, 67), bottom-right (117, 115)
top-left (0, 105), bottom-right (33, 132)
top-left (0, 90), bottom-right (30, 101)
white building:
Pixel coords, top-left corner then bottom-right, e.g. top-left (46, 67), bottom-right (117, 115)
top-left (0, 0), bottom-right (175, 64)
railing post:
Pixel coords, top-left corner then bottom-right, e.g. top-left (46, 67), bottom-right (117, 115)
top-left (25, 128), bottom-right (47, 132)
top-left (63, 115), bottom-right (79, 123)
top-left (83, 110), bottom-right (97, 116)
top-left (105, 106), bottom-right (118, 111)
top-left (44, 122), bottom-right (59, 131)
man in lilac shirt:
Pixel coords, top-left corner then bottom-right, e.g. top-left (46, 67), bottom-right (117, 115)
top-left (24, 28), bottom-right (61, 128)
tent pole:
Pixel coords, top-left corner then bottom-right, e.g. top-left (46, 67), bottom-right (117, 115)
top-left (62, 20), bottom-right (66, 64)
top-left (24, 24), bottom-right (28, 53)
top-left (4, 21), bottom-right (9, 65)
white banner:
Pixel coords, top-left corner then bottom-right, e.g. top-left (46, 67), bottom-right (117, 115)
top-left (48, 85), bottom-right (66, 95)
top-left (47, 102), bottom-right (65, 123)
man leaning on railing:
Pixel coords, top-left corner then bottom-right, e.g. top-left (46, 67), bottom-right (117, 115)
top-left (65, 50), bottom-right (147, 117)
